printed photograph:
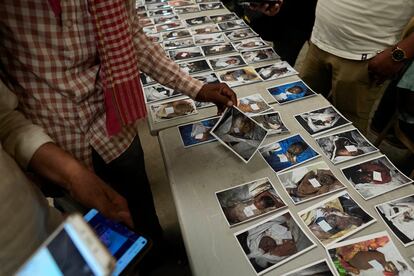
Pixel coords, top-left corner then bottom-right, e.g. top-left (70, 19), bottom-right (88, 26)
top-left (194, 101), bottom-right (214, 109)
top-left (225, 28), bottom-right (258, 41)
top-left (376, 194), bottom-right (414, 247)
top-left (143, 26), bottom-right (156, 35)
top-left (251, 111), bottom-right (289, 135)
top-left (216, 178), bottom-right (287, 227)
top-left (196, 0), bottom-right (219, 3)
top-left (143, 84), bottom-right (182, 104)
top-left (210, 13), bottom-right (239, 23)
top-left (199, 2), bottom-right (224, 10)
top-left (259, 134), bottom-right (319, 173)
top-left (201, 43), bottom-right (237, 57)
top-left (140, 17), bottom-right (154, 27)
top-left (315, 128), bottom-right (379, 164)
top-left (255, 61), bottom-right (298, 81)
top-left (153, 15), bottom-right (179, 24)
top-left (193, 33), bottom-right (225, 45)
top-left (295, 106), bottom-right (352, 137)
top-left (237, 94), bottom-right (272, 116)
top-left (146, 3), bottom-right (170, 10)
top-left (162, 29), bottom-right (192, 40)
top-left (168, 46), bottom-right (204, 61)
top-left (174, 5), bottom-right (200, 14)
top-left (233, 38), bottom-right (269, 52)
top-left (178, 59), bottom-right (211, 75)
top-left (235, 211), bottom-right (316, 275)
top-left (267, 80), bottom-right (317, 105)
top-left (150, 97), bottom-right (198, 123)
top-left (140, 73), bottom-right (156, 86)
top-left (277, 161), bottom-right (345, 205)
top-left (168, 0), bottom-right (194, 7)
top-left (155, 20), bottom-right (184, 32)
top-left (208, 54), bottom-right (246, 71)
top-left (178, 117), bottom-right (219, 147)
top-left (211, 106), bottom-right (268, 163)
top-left (218, 67), bottom-right (261, 87)
top-left (298, 191), bottom-right (375, 248)
top-left (327, 231), bottom-right (414, 275)
top-left (190, 24), bottom-right (220, 35)
top-left (194, 72), bottom-right (220, 84)
top-left (185, 16), bottom-right (212, 26)
top-left (341, 155), bottom-right (413, 200)
top-left (149, 8), bottom-right (174, 17)
top-left (218, 19), bottom-right (249, 31)
top-left (282, 259), bottom-right (335, 276)
top-left (241, 48), bottom-right (280, 64)
top-left (163, 37), bottom-right (195, 50)
top-left (147, 33), bottom-right (161, 43)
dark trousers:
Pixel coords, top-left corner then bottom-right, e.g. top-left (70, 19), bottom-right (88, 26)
top-left (92, 136), bottom-right (163, 241)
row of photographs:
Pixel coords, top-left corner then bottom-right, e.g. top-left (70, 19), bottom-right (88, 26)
top-left (137, 1), bottom-right (226, 18)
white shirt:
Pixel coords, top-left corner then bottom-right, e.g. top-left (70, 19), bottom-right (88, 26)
top-left (311, 0), bottom-right (414, 60)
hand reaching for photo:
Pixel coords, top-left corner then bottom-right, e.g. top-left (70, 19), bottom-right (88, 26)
top-left (195, 83), bottom-right (237, 114)
top-left (249, 0), bottom-right (284, 16)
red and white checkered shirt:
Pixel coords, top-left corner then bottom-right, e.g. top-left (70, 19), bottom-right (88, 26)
top-left (0, 0), bottom-right (203, 166)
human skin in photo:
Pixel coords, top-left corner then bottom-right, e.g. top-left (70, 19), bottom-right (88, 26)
top-left (208, 55), bottom-right (246, 71)
top-left (218, 67), bottom-right (261, 87)
top-left (237, 94), bottom-right (272, 116)
top-left (241, 48), bottom-right (279, 64)
top-left (178, 117), bottom-right (219, 147)
top-left (150, 98), bottom-right (197, 122)
top-left (267, 80), bottom-right (316, 104)
top-left (143, 84), bottom-right (182, 103)
top-left (251, 111), bottom-right (289, 135)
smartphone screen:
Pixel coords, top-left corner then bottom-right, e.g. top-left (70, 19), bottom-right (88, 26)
top-left (84, 209), bottom-right (148, 276)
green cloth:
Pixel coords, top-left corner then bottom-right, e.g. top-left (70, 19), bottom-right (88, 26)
top-left (397, 62), bottom-right (414, 92)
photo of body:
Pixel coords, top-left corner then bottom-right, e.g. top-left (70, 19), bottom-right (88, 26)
top-left (218, 67), bottom-right (261, 87)
top-left (140, 17), bottom-right (154, 27)
top-left (140, 73), bottom-right (156, 86)
top-left (193, 33), bottom-right (225, 45)
top-left (216, 178), bottom-right (287, 227)
top-left (149, 8), bottom-right (174, 17)
top-left (316, 128), bottom-right (378, 164)
top-left (163, 37), bottom-right (195, 50)
top-left (299, 191), bottom-right (375, 247)
top-left (282, 259), bottom-right (335, 276)
top-left (194, 72), bottom-right (220, 84)
top-left (211, 106), bottom-right (268, 163)
top-left (185, 16), bottom-right (211, 26)
top-left (255, 61), bottom-right (298, 81)
top-left (199, 2), bottom-right (224, 10)
top-left (341, 155), bottom-right (413, 200)
top-left (143, 84), bottom-right (182, 104)
top-left (150, 97), bottom-right (198, 123)
top-left (218, 19), bottom-right (248, 31)
top-left (162, 29), bottom-right (192, 40)
top-left (233, 38), bottom-right (268, 52)
top-left (376, 194), bottom-right (414, 247)
top-left (251, 111), bottom-right (289, 135)
top-left (208, 55), bottom-right (246, 71)
top-left (277, 161), bottom-right (345, 205)
top-left (241, 48), bottom-right (280, 64)
top-left (178, 117), bottom-right (219, 147)
top-left (168, 0), bottom-right (193, 7)
top-left (146, 3), bottom-right (170, 10)
top-left (295, 106), bottom-right (352, 137)
top-left (235, 211), bottom-right (315, 275)
top-left (267, 80), bottom-right (316, 104)
top-left (225, 28), bottom-right (258, 41)
top-left (259, 134), bottom-right (319, 173)
top-left (178, 59), bottom-right (211, 75)
top-left (174, 5), bottom-right (200, 14)
top-left (237, 94), bottom-right (272, 116)
top-left (210, 13), bottom-right (238, 23)
top-left (190, 24), bottom-right (220, 35)
top-left (201, 43), bottom-right (237, 57)
top-left (327, 232), bottom-right (414, 275)
top-left (168, 46), bottom-right (204, 61)
top-left (153, 15), bottom-right (179, 25)
top-left (155, 20), bottom-right (183, 32)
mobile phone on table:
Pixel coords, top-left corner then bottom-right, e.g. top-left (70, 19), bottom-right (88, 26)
top-left (17, 214), bottom-right (115, 276)
top-left (84, 209), bottom-right (151, 276)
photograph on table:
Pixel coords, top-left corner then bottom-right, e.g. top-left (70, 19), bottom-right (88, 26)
top-left (241, 48), bottom-right (280, 64)
top-left (145, 0), bottom-right (169, 4)
top-left (233, 37), bottom-right (269, 52)
top-left (140, 17), bottom-right (154, 27)
top-left (235, 211), bottom-right (316, 276)
top-left (140, 73), bottom-right (156, 86)
top-left (201, 43), bottom-right (237, 57)
top-left (225, 28), bottom-right (258, 41)
top-left (146, 2), bottom-right (171, 10)
top-left (375, 194), bottom-right (414, 247)
top-left (194, 101), bottom-right (214, 109)
top-left (316, 128), bottom-right (379, 165)
top-left (136, 5), bottom-right (146, 12)
top-left (218, 19), bottom-right (249, 31)
top-left (218, 67), bottom-right (261, 87)
top-left (298, 191), bottom-right (375, 248)
top-left (143, 84), bottom-right (182, 104)
top-left (149, 97), bottom-right (198, 123)
top-left (210, 13), bottom-right (239, 23)
top-left (174, 5), bottom-right (200, 14)
top-left (155, 20), bottom-right (184, 32)
top-left (190, 24), bottom-right (221, 35)
top-left (199, 2), bottom-right (224, 10)
top-left (277, 161), bottom-right (345, 205)
top-left (210, 106), bottom-right (268, 163)
top-left (237, 94), bottom-right (272, 116)
top-left (327, 231), bottom-right (414, 275)
top-left (216, 178), bottom-right (287, 227)
top-left (185, 15), bottom-right (212, 26)
top-left (295, 106), bottom-right (352, 137)
top-left (168, 46), bottom-right (204, 61)
top-left (194, 72), bottom-right (220, 84)
top-left (251, 111), bottom-right (289, 136)
top-left (163, 37), bottom-right (195, 50)
top-left (341, 155), bottom-right (413, 200)
top-left (282, 259), bottom-right (335, 276)
top-left (193, 33), bottom-right (225, 46)
top-left (147, 33), bottom-right (162, 43)
top-left (148, 8), bottom-right (174, 17)
top-left (208, 54), bottom-right (247, 71)
top-left (153, 15), bottom-right (179, 24)
top-left (143, 26), bottom-right (156, 35)
top-left (162, 29), bottom-right (192, 40)
top-left (168, 0), bottom-right (194, 7)
top-left (256, 61), bottom-right (298, 82)
top-left (178, 59), bottom-right (211, 75)
top-left (178, 116), bottom-right (219, 147)
top-left (196, 0), bottom-right (219, 3)
top-left (267, 80), bottom-right (317, 105)
top-left (259, 134), bottom-right (319, 173)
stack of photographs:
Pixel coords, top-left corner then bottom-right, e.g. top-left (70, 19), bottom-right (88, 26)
top-left (193, 33), bottom-right (225, 45)
top-left (185, 16), bottom-right (212, 26)
top-left (375, 194), bottom-right (414, 247)
top-left (251, 111), bottom-right (289, 135)
top-left (234, 211), bottom-right (316, 275)
top-left (208, 55), bottom-right (247, 71)
top-left (168, 46), bottom-right (204, 61)
top-left (259, 134), bottom-right (319, 173)
top-left (225, 28), bottom-right (258, 41)
top-left (199, 2), bottom-right (224, 10)
top-left (143, 84), bottom-right (182, 104)
top-left (210, 13), bottom-right (239, 23)
top-left (218, 67), bottom-right (261, 87)
top-left (277, 161), bottom-right (345, 205)
top-left (215, 178), bottom-right (287, 227)
top-left (237, 94), bottom-right (272, 116)
top-left (255, 61), bottom-right (297, 81)
top-left (211, 106), bottom-right (268, 163)
top-left (282, 259), bottom-right (335, 276)
top-left (341, 155), bottom-right (413, 200)
top-left (218, 20), bottom-right (249, 31)
top-left (315, 128), bottom-right (378, 164)
top-left (201, 43), bottom-right (237, 57)
top-left (241, 48), bottom-right (280, 64)
top-left (267, 80), bottom-right (317, 105)
top-left (178, 117), bottom-right (219, 147)
top-left (327, 232), bottom-right (414, 275)
top-left (174, 5), bottom-right (200, 14)
top-left (178, 59), bottom-right (211, 75)
top-left (163, 37), bottom-right (195, 50)
top-left (190, 24), bottom-right (221, 35)
top-left (295, 106), bottom-right (352, 137)
top-left (233, 38), bottom-right (269, 52)
top-left (298, 191), bottom-right (376, 247)
top-left (149, 97), bottom-right (198, 123)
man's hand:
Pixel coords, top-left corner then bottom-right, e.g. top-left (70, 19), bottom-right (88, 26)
top-left (249, 0), bottom-right (283, 16)
top-left (195, 83), bottom-right (237, 114)
top-left (368, 48), bottom-right (406, 85)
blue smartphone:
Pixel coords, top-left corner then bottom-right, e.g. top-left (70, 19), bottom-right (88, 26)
top-left (84, 209), bottom-right (150, 276)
